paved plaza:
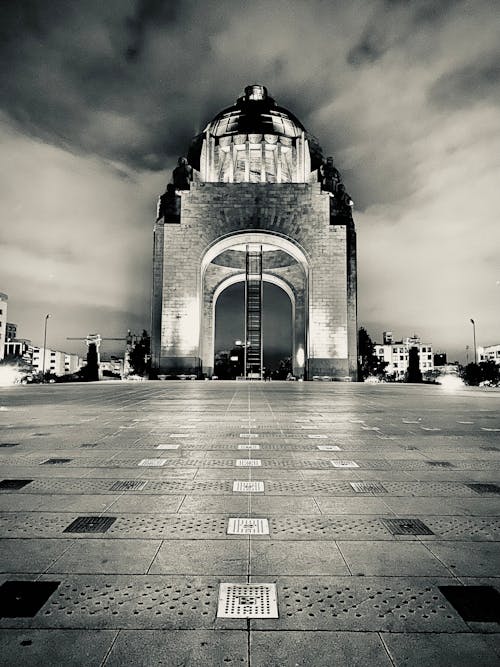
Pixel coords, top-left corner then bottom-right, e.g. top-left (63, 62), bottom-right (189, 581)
top-left (0, 381), bottom-right (499, 665)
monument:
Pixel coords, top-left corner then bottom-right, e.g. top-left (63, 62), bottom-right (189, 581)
top-left (151, 85), bottom-right (357, 380)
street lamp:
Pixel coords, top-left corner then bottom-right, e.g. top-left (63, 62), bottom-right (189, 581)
top-left (42, 313), bottom-right (51, 380)
top-left (470, 318), bottom-right (477, 364)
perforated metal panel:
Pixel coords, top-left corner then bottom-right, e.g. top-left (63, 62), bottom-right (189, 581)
top-left (236, 459), bottom-right (262, 467)
top-left (331, 460), bottom-right (359, 468)
top-left (109, 480), bottom-right (148, 491)
top-left (233, 480), bottom-right (264, 492)
top-left (40, 458), bottom-right (72, 465)
top-left (350, 482), bottom-right (388, 494)
top-left (426, 461), bottom-right (453, 467)
top-left (227, 518), bottom-right (269, 534)
top-left (217, 583), bottom-right (278, 618)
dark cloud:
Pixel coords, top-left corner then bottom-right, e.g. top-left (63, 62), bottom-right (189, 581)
top-left (429, 51), bottom-right (500, 109)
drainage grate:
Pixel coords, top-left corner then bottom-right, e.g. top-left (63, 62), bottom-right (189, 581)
top-left (465, 483), bottom-right (500, 494)
top-left (236, 459), bottom-right (262, 467)
top-left (138, 459), bottom-right (167, 467)
top-left (317, 445), bottom-right (341, 451)
top-left (481, 446), bottom-right (499, 452)
top-left (0, 443), bottom-right (18, 448)
top-left (63, 516), bottom-right (116, 533)
top-left (382, 518), bottom-right (434, 536)
top-left (238, 444), bottom-right (260, 450)
top-left (170, 434), bottom-right (189, 438)
top-left (110, 480), bottom-right (148, 491)
top-left (227, 518), bottom-right (269, 535)
top-left (426, 461), bottom-right (453, 468)
top-left (331, 460), bottom-right (359, 468)
top-left (0, 479), bottom-right (33, 490)
top-left (40, 458), bottom-right (72, 465)
top-left (233, 480), bottom-right (264, 493)
top-left (438, 586), bottom-right (500, 622)
top-left (308, 434), bottom-right (327, 439)
top-left (0, 580), bottom-right (60, 618)
top-left (350, 482), bottom-right (388, 494)
top-left (80, 443), bottom-right (98, 448)
top-left (156, 444), bottom-right (180, 450)
top-left (217, 583), bottom-right (278, 618)
top-left (239, 433), bottom-right (259, 438)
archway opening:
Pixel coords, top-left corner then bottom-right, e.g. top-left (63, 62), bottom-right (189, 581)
top-left (214, 282), bottom-right (292, 379)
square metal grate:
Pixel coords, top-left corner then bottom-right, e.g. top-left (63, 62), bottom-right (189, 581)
top-left (217, 583), bottom-right (278, 618)
top-left (308, 434), bottom-right (327, 439)
top-left (438, 585), bottom-right (500, 622)
top-left (465, 483), bottom-right (500, 494)
top-left (110, 480), bottom-right (148, 491)
top-left (227, 518), bottom-right (269, 535)
top-left (233, 480), bottom-right (264, 493)
top-left (138, 458), bottom-right (167, 467)
top-left (426, 461), bottom-right (453, 467)
top-left (238, 444), bottom-right (260, 450)
top-left (40, 458), bottom-right (72, 465)
top-left (382, 518), bottom-right (434, 535)
top-left (63, 516), bottom-right (116, 533)
top-left (0, 443), bottom-right (18, 447)
top-left (236, 459), bottom-right (262, 467)
top-left (350, 482), bottom-right (388, 493)
top-left (331, 460), bottom-right (359, 468)
top-left (239, 433), bottom-right (259, 438)
top-left (317, 445), bottom-right (341, 451)
top-left (0, 479), bottom-right (33, 490)
top-left (0, 580), bottom-right (60, 618)
top-left (156, 444), bottom-right (180, 450)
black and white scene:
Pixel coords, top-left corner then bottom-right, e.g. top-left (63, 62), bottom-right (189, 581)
top-left (0, 1), bottom-right (499, 665)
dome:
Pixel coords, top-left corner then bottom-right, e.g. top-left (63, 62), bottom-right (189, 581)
top-left (188, 85), bottom-right (323, 179)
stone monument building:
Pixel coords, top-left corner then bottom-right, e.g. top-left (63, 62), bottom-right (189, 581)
top-left (151, 85), bottom-right (357, 380)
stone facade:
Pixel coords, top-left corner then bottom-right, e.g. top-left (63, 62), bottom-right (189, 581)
top-left (151, 86), bottom-right (357, 380)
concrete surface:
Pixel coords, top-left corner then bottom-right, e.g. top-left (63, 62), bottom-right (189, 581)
top-left (0, 380), bottom-right (499, 666)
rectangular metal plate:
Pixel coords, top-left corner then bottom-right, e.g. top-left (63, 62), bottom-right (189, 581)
top-left (217, 583), bottom-right (278, 618)
top-left (0, 580), bottom-right (60, 617)
top-left (331, 460), bottom-right (359, 468)
top-left (302, 425), bottom-right (319, 429)
top-left (465, 483), bottom-right (500, 494)
top-left (233, 480), bottom-right (264, 493)
top-left (308, 434), bottom-right (327, 439)
top-left (317, 445), bottom-right (341, 451)
top-left (156, 444), bottom-right (180, 450)
top-left (350, 482), bottom-right (388, 493)
top-left (169, 434), bottom-right (189, 438)
top-left (438, 585), bottom-right (500, 622)
top-left (0, 443), bottom-right (18, 447)
top-left (63, 516), bottom-right (116, 533)
top-left (426, 461), bottom-right (453, 467)
top-left (382, 518), bottom-right (434, 536)
top-left (239, 433), bottom-right (259, 438)
top-left (40, 458), bottom-right (72, 465)
top-left (238, 444), bottom-right (260, 450)
top-left (80, 443), bottom-right (98, 448)
top-left (110, 480), bottom-right (148, 491)
top-left (138, 458), bottom-right (167, 467)
top-left (236, 459), bottom-right (262, 467)
top-left (227, 518), bottom-right (269, 535)
top-left (0, 479), bottom-right (33, 490)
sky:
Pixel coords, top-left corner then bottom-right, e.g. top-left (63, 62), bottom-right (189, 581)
top-left (0, 0), bottom-right (499, 362)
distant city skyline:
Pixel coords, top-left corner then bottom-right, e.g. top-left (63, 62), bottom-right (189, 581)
top-left (1, 1), bottom-right (499, 362)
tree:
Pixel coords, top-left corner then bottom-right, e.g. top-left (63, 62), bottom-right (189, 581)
top-left (405, 346), bottom-right (422, 383)
top-left (84, 342), bottom-right (99, 381)
top-left (460, 361), bottom-right (500, 386)
top-left (129, 330), bottom-right (151, 377)
top-left (357, 327), bottom-right (388, 381)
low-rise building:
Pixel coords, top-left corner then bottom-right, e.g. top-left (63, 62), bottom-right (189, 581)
top-left (30, 347), bottom-right (66, 376)
top-left (478, 344), bottom-right (500, 365)
top-left (4, 338), bottom-right (31, 362)
top-left (375, 333), bottom-right (434, 379)
top-left (6, 322), bottom-right (17, 341)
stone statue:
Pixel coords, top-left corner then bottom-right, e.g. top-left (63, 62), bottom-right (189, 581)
top-left (335, 183), bottom-right (353, 214)
top-left (320, 156), bottom-right (341, 193)
top-left (156, 184), bottom-right (179, 221)
top-left (172, 157), bottom-right (193, 190)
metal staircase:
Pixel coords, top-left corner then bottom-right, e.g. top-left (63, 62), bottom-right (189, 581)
top-left (244, 246), bottom-right (263, 379)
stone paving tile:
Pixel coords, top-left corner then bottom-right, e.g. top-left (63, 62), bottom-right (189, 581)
top-left (337, 541), bottom-right (452, 576)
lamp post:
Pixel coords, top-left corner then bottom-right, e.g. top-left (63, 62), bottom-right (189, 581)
top-left (470, 318), bottom-right (477, 364)
top-left (42, 314), bottom-right (51, 381)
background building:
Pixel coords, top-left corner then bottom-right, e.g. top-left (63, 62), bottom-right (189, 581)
top-left (152, 85), bottom-right (357, 380)
top-left (0, 292), bottom-right (8, 361)
top-left (376, 333), bottom-right (434, 379)
top-left (478, 344), bottom-right (500, 365)
top-left (5, 322), bottom-right (17, 341)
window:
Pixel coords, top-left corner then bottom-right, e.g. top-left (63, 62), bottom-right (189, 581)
top-left (393, 347), bottom-right (398, 353)
top-left (394, 362), bottom-right (398, 367)
top-left (400, 355), bottom-right (404, 361)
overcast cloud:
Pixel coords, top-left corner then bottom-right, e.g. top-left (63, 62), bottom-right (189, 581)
top-left (0, 0), bottom-right (499, 360)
